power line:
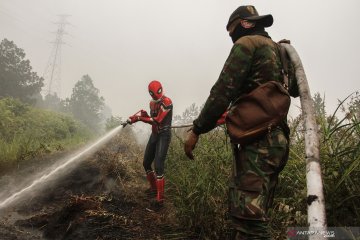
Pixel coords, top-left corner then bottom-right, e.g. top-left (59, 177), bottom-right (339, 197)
top-left (42, 14), bottom-right (71, 98)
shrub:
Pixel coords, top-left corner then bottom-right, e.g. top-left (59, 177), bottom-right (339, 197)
top-left (166, 127), bottom-right (232, 239)
top-left (0, 98), bottom-right (92, 170)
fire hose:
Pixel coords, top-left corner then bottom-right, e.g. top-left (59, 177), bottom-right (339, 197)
top-left (120, 120), bottom-right (192, 129)
top-left (120, 110), bottom-right (193, 128)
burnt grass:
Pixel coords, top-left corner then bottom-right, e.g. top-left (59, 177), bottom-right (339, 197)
top-left (0, 131), bottom-right (196, 240)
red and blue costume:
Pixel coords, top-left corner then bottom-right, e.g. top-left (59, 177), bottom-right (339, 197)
top-left (128, 80), bottom-right (172, 204)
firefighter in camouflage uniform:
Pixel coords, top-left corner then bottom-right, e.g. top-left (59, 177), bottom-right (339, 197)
top-left (184, 5), bottom-right (299, 239)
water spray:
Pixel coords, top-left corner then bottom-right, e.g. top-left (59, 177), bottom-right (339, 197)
top-left (0, 125), bottom-right (123, 210)
top-left (0, 119), bottom-right (193, 210)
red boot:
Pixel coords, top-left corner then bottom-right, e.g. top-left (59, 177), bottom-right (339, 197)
top-left (156, 177), bottom-right (165, 204)
top-left (145, 171), bottom-right (157, 196)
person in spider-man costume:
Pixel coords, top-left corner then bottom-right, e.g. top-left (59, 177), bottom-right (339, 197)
top-left (127, 80), bottom-right (172, 206)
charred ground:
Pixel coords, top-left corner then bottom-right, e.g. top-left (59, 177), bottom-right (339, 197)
top-left (0, 128), bottom-right (195, 240)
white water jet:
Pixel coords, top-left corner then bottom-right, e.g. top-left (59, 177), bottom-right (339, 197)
top-left (0, 125), bottom-right (122, 210)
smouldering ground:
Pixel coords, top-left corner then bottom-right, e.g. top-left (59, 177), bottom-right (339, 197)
top-left (0, 130), bottom-right (194, 240)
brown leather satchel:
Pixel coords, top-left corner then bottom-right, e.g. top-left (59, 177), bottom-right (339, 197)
top-left (225, 43), bottom-right (291, 145)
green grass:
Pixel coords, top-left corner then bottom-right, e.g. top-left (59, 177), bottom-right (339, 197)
top-left (0, 97), bottom-right (92, 170)
top-left (166, 127), bottom-right (232, 239)
top-left (166, 95), bottom-right (360, 239)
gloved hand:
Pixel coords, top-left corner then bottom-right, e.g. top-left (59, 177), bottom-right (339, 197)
top-left (140, 109), bottom-right (150, 118)
top-left (184, 129), bottom-right (199, 160)
top-left (129, 115), bottom-right (139, 124)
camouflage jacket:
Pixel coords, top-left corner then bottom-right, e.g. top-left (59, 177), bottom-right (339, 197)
top-left (192, 34), bottom-right (299, 135)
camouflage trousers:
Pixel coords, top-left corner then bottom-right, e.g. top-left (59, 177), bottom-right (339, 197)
top-left (228, 127), bottom-right (289, 240)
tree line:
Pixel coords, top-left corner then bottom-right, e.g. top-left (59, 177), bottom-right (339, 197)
top-left (0, 38), bottom-right (108, 132)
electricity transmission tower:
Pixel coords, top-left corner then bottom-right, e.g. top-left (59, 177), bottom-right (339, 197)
top-left (43, 14), bottom-right (71, 98)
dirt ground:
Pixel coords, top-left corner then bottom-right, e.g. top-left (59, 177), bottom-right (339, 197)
top-left (0, 129), bottom-right (196, 240)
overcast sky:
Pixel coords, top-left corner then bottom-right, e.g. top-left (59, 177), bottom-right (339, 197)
top-left (1, 0), bottom-right (360, 119)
